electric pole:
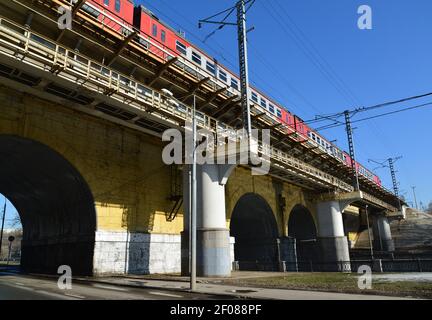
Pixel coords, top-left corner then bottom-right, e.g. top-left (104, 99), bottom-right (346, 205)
top-left (344, 111), bottom-right (360, 191)
top-left (369, 156), bottom-right (403, 209)
top-left (199, 0), bottom-right (256, 139)
top-left (387, 157), bottom-right (402, 197)
top-left (236, 0), bottom-right (252, 138)
top-left (0, 197), bottom-right (6, 257)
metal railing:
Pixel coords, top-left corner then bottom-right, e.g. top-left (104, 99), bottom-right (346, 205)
top-left (0, 15), bottom-right (359, 193)
top-left (234, 259), bottom-right (432, 273)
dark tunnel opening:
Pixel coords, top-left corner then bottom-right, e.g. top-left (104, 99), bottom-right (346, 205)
top-left (230, 193), bottom-right (279, 271)
top-left (288, 205), bottom-right (318, 267)
top-left (0, 135), bottom-right (96, 275)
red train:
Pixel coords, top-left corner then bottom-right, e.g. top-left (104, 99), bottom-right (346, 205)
top-left (79, 0), bottom-right (382, 187)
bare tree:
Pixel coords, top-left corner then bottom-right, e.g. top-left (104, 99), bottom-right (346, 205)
top-left (10, 211), bottom-right (22, 229)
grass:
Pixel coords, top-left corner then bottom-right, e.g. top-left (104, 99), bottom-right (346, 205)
top-left (0, 261), bottom-right (19, 266)
top-left (217, 273), bottom-right (432, 299)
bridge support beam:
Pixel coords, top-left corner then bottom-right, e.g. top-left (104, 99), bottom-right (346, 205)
top-left (181, 164), bottom-right (235, 277)
top-left (316, 201), bottom-right (351, 272)
top-left (372, 214), bottom-right (395, 252)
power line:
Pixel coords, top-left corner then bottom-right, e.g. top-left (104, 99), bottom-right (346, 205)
top-left (248, 42), bottom-right (322, 117)
top-left (145, 0), bottom-right (305, 115)
top-left (315, 101), bottom-right (432, 131)
top-left (270, 0), bottom-right (362, 106)
top-left (306, 91), bottom-right (432, 125)
top-left (199, 0), bottom-right (258, 137)
top-left (261, 1), bottom-right (358, 107)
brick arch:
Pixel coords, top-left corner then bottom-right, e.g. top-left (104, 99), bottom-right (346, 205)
top-left (287, 204), bottom-right (319, 265)
top-left (229, 192), bottom-right (279, 270)
top-left (225, 168), bottom-right (279, 227)
top-left (0, 134), bottom-right (97, 275)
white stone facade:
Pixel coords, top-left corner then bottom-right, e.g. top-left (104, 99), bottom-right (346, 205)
top-left (93, 231), bottom-right (181, 275)
top-left (93, 231), bottom-right (236, 275)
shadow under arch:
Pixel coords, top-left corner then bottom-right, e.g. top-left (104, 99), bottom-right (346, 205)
top-left (0, 135), bottom-right (96, 275)
top-left (288, 204), bottom-right (318, 267)
top-left (230, 193), bottom-right (279, 270)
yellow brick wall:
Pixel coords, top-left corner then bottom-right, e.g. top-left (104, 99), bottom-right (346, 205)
top-left (225, 166), bottom-right (318, 237)
top-left (0, 86), bottom-right (181, 234)
top-left (0, 86), bottom-right (361, 240)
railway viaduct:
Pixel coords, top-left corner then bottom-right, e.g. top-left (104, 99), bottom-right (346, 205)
top-left (0, 0), bottom-right (404, 276)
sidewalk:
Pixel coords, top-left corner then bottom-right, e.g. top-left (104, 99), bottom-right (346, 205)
top-left (73, 272), bottom-right (417, 300)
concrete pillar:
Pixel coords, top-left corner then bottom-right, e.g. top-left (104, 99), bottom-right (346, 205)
top-left (181, 164), bottom-right (233, 277)
top-left (316, 201), bottom-right (351, 272)
top-left (372, 214), bottom-right (395, 252)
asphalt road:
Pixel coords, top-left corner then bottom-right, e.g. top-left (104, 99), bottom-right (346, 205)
top-left (0, 270), bottom-right (235, 300)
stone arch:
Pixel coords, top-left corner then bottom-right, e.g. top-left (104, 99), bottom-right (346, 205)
top-left (288, 204), bottom-right (318, 266)
top-left (0, 135), bottom-right (96, 275)
top-left (230, 193), bottom-right (279, 270)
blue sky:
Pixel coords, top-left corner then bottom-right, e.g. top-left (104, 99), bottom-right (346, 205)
top-left (137, 0), bottom-right (431, 208)
top-left (2, 0), bottom-right (431, 226)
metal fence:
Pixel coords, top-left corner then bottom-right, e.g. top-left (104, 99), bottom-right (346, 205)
top-left (234, 258), bottom-right (432, 273)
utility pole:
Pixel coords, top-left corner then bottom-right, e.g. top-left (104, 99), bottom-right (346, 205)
top-left (0, 197), bottom-right (6, 258)
top-left (236, 0), bottom-right (252, 139)
top-left (199, 0), bottom-right (256, 140)
top-left (387, 157), bottom-right (402, 197)
top-left (344, 111), bottom-right (360, 191)
top-left (368, 156), bottom-right (402, 207)
top-left (411, 186), bottom-right (418, 210)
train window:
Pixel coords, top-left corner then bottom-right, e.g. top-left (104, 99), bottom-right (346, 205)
top-left (115, 0), bottom-right (120, 12)
top-left (206, 61), bottom-right (216, 75)
top-left (269, 104), bottom-right (275, 114)
top-left (276, 109), bottom-right (282, 118)
top-left (231, 78), bottom-right (239, 90)
top-left (219, 70), bottom-right (227, 82)
top-left (161, 30), bottom-right (166, 43)
top-left (152, 24), bottom-right (158, 37)
top-left (176, 40), bottom-right (187, 55)
top-left (104, 0), bottom-right (109, 6)
top-left (192, 51), bottom-right (202, 65)
top-left (251, 92), bottom-right (258, 103)
top-left (260, 98), bottom-right (266, 108)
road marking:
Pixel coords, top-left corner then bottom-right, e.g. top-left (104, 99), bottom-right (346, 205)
top-left (148, 291), bottom-right (183, 298)
top-left (11, 285), bottom-right (34, 292)
top-left (14, 282), bottom-right (25, 286)
top-left (91, 283), bottom-right (129, 292)
top-left (64, 293), bottom-right (86, 299)
top-left (36, 290), bottom-right (78, 300)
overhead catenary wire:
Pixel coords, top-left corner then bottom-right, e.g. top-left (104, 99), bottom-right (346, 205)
top-left (262, 0), bottom-right (359, 107)
top-left (144, 0), bottom-right (301, 111)
top-left (270, 0), bottom-right (362, 106)
top-left (314, 101), bottom-right (432, 131)
top-left (304, 90), bottom-right (432, 125)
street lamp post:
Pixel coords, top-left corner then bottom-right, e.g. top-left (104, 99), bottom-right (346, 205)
top-left (190, 95), bottom-right (197, 291)
top-left (365, 205), bottom-right (374, 260)
top-left (411, 186), bottom-right (418, 210)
